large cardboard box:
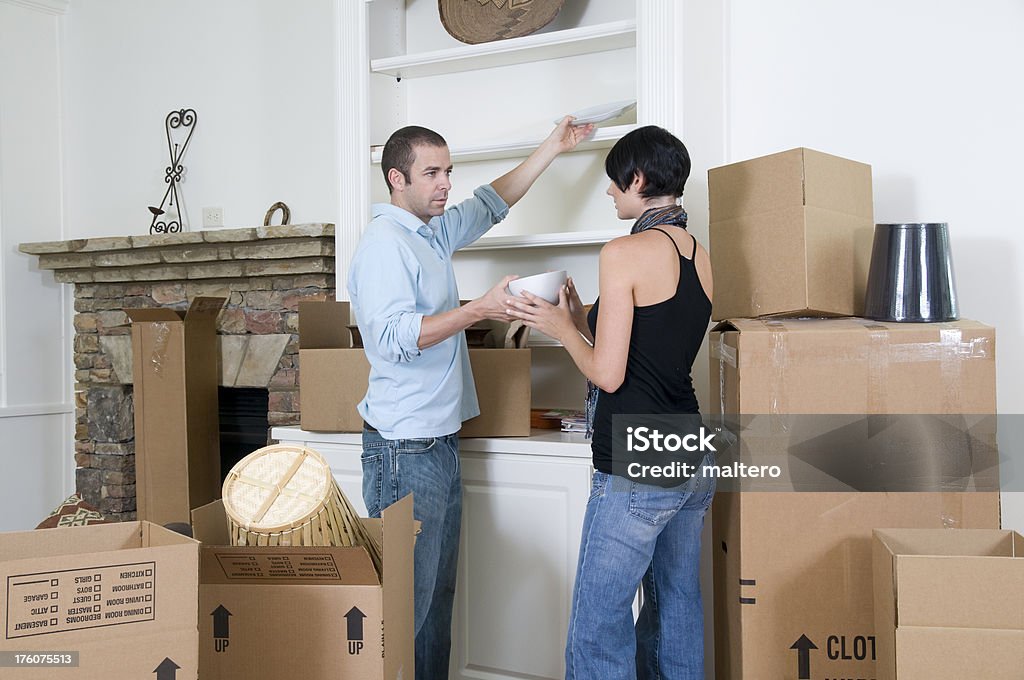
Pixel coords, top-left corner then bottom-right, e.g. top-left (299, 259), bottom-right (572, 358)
top-left (0, 522), bottom-right (199, 679)
top-left (127, 297), bottom-right (224, 526)
top-left (873, 528), bottom-right (1024, 680)
top-left (299, 300), bottom-right (531, 436)
top-left (708, 148), bottom-right (874, 320)
top-left (710, 317), bottom-right (996, 416)
top-left (709, 317), bottom-right (1001, 680)
top-left (191, 495), bottom-right (415, 680)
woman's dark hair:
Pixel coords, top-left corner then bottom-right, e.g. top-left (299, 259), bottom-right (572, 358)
top-left (381, 126), bottom-right (448, 193)
top-left (605, 125), bottom-right (690, 198)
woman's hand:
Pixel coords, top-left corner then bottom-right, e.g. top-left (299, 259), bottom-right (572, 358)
top-left (565, 277), bottom-right (588, 334)
top-left (505, 287), bottom-right (578, 344)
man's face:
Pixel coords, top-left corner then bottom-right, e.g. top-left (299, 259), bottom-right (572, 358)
top-left (391, 144), bottom-right (453, 223)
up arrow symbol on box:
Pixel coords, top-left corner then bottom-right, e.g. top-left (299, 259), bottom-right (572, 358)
top-left (153, 657), bottom-right (180, 680)
top-left (345, 606), bottom-right (366, 641)
top-left (212, 604), bottom-right (232, 639)
top-left (789, 634), bottom-right (818, 680)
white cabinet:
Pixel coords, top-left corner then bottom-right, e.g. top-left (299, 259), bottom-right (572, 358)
top-left (452, 451), bottom-right (591, 680)
top-left (270, 427), bottom-right (593, 680)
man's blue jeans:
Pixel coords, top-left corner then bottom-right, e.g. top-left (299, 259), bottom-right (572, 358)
top-left (361, 428), bottom-right (462, 680)
top-left (565, 457), bottom-right (716, 680)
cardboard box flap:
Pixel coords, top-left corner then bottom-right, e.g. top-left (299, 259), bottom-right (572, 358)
top-left (299, 300), bottom-right (351, 350)
top-left (896, 554), bottom-right (1024, 630)
top-left (875, 528), bottom-right (1014, 558)
top-left (709, 148), bottom-right (807, 221)
top-left (126, 308), bottom-right (185, 323)
top-left (802, 148), bottom-right (873, 218)
top-left (200, 544), bottom-right (380, 586)
top-left (193, 501), bottom-right (382, 586)
top-left (0, 521), bottom-right (197, 561)
top-left (183, 296), bottom-right (226, 322)
top-left (874, 529), bottom-right (1024, 631)
top-left (382, 494), bottom-right (415, 680)
top-left (709, 147), bottom-right (872, 221)
top-left (192, 500), bottom-right (232, 546)
top-left (143, 521), bottom-right (202, 548)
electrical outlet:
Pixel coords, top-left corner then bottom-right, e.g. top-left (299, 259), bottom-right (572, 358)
top-left (202, 207), bottom-right (224, 228)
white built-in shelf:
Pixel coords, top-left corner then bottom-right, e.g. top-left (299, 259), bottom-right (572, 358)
top-left (371, 124), bottom-right (636, 165)
top-left (459, 228), bottom-right (621, 251)
top-left (370, 19), bottom-right (637, 79)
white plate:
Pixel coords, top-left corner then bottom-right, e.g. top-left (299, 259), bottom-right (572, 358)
top-left (556, 100), bottom-right (636, 126)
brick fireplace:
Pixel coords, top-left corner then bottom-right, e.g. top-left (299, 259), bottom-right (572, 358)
top-left (19, 224), bottom-right (336, 521)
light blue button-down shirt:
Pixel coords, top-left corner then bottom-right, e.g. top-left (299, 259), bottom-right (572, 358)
top-left (347, 185), bottom-right (510, 439)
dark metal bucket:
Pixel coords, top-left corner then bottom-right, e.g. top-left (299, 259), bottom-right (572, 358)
top-left (863, 223), bottom-right (959, 322)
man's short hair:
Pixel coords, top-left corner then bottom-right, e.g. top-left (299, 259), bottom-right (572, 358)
top-left (381, 126), bottom-right (448, 193)
top-left (605, 125), bottom-right (691, 199)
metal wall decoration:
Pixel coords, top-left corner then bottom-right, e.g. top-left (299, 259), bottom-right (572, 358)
top-left (148, 108), bottom-right (198, 234)
top-left (263, 201), bottom-right (291, 226)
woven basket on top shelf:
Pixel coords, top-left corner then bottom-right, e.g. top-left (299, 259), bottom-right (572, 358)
top-left (222, 444), bottom-right (382, 573)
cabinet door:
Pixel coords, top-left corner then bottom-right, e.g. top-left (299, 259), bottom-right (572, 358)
top-left (451, 452), bottom-right (592, 680)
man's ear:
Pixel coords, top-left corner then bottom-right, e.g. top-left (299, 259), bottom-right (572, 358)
top-left (388, 167), bottom-right (406, 191)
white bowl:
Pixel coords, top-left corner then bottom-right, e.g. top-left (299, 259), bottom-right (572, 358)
top-left (507, 270), bottom-right (568, 304)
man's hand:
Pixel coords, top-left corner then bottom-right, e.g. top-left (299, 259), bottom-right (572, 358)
top-left (466, 275), bottom-right (519, 323)
top-left (490, 117), bottom-right (596, 207)
top-left (545, 116), bottom-right (596, 155)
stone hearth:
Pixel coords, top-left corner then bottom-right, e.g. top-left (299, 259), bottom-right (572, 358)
top-left (20, 224), bottom-right (336, 521)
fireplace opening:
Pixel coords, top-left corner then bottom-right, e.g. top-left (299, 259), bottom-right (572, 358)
top-left (219, 387), bottom-right (270, 482)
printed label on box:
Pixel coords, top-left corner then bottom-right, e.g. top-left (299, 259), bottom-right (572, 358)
top-left (6, 562), bottom-right (156, 639)
top-left (215, 553), bottom-right (341, 580)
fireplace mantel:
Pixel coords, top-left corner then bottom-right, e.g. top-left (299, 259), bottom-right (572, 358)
top-left (19, 223), bottom-right (337, 521)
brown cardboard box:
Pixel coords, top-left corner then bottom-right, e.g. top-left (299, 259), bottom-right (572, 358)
top-left (0, 522), bottom-right (199, 679)
top-left (127, 297), bottom-right (224, 526)
top-left (873, 528), bottom-right (1024, 680)
top-left (709, 317), bottom-right (1001, 680)
top-left (191, 495), bottom-right (415, 680)
top-left (710, 317), bottom-right (996, 415)
top-left (299, 300), bottom-right (531, 436)
top-left (708, 148), bottom-right (874, 320)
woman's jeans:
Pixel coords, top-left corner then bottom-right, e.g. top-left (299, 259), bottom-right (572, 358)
top-left (361, 428), bottom-right (462, 680)
top-left (566, 455), bottom-right (716, 680)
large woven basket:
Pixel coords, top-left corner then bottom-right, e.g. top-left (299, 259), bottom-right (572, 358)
top-left (222, 444), bottom-right (382, 572)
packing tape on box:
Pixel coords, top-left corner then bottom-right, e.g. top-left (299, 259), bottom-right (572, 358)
top-left (150, 322), bottom-right (170, 376)
top-left (940, 492), bottom-right (965, 529)
top-left (862, 322), bottom-right (891, 415)
top-left (940, 327), bottom-right (965, 416)
top-left (765, 320), bottom-right (789, 417)
top-left (712, 335), bottom-right (735, 418)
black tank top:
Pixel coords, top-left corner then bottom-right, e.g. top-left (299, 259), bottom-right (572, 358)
top-left (586, 227), bottom-right (713, 474)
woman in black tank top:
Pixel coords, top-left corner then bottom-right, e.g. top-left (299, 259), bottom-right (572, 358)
top-left (507, 126), bottom-right (715, 680)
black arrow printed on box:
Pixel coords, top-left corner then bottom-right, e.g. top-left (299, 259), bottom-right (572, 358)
top-left (153, 657), bottom-right (179, 680)
top-left (345, 607), bottom-right (365, 641)
top-left (790, 634), bottom-right (818, 680)
top-left (212, 605), bottom-right (232, 639)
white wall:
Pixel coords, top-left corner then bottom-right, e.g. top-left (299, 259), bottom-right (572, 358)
top-left (60, 0), bottom-right (342, 235)
top-left (719, 0), bottom-right (1024, 530)
top-left (0, 0), bottom-right (74, 530)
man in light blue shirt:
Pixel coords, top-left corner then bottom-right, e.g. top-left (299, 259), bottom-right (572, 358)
top-left (348, 118), bottom-right (592, 680)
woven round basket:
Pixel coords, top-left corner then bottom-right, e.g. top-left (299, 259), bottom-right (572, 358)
top-left (439, 0), bottom-right (564, 45)
top-left (222, 444), bottom-right (382, 572)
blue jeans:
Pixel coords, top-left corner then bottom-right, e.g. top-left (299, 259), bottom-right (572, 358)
top-left (566, 456), bottom-right (716, 680)
top-left (361, 428), bottom-right (462, 680)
